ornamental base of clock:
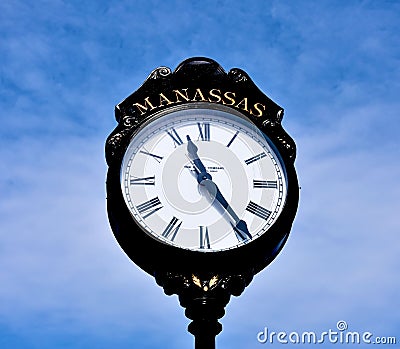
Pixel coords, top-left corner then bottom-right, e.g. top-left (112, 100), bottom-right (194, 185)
top-left (155, 271), bottom-right (253, 349)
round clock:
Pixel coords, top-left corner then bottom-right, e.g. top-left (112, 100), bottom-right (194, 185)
top-left (120, 102), bottom-right (287, 254)
top-left (106, 58), bottom-right (298, 274)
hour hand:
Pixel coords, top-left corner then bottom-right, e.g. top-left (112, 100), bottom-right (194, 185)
top-left (186, 135), bottom-right (212, 182)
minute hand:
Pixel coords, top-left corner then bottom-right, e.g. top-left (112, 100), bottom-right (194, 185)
top-left (201, 179), bottom-right (252, 241)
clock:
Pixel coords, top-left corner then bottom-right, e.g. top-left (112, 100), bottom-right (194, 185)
top-left (121, 103), bottom-right (287, 253)
top-left (106, 57), bottom-right (298, 275)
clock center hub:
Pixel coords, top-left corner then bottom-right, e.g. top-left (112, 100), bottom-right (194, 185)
top-left (161, 145), bottom-right (233, 219)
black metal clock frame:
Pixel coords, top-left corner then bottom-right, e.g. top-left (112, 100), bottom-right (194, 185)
top-left (105, 57), bottom-right (299, 349)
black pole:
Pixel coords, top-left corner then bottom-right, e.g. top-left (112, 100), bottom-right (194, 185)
top-left (184, 296), bottom-right (226, 349)
top-left (188, 319), bottom-right (222, 349)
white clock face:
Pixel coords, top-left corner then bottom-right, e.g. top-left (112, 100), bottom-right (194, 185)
top-left (121, 104), bottom-right (287, 252)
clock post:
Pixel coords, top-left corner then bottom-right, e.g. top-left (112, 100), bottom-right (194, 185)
top-left (105, 57), bottom-right (299, 349)
top-left (156, 271), bottom-right (253, 349)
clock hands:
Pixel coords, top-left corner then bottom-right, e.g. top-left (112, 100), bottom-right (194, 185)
top-left (186, 135), bottom-right (252, 241)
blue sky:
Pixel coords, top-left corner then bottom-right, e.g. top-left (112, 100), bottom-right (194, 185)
top-left (1, 1), bottom-right (399, 348)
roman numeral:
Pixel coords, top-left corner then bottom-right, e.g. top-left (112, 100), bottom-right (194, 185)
top-left (246, 201), bottom-right (271, 220)
top-left (130, 176), bottom-right (155, 185)
top-left (253, 180), bottom-right (278, 189)
top-left (226, 130), bottom-right (239, 147)
top-left (162, 217), bottom-right (182, 241)
top-left (166, 128), bottom-right (183, 147)
top-left (139, 150), bottom-right (163, 163)
top-left (199, 226), bottom-right (211, 249)
top-left (245, 152), bottom-right (267, 165)
top-left (136, 197), bottom-right (163, 219)
top-left (197, 122), bottom-right (210, 141)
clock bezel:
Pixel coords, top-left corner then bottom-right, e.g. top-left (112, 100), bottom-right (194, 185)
top-left (106, 57), bottom-right (299, 275)
top-left (119, 103), bottom-right (288, 253)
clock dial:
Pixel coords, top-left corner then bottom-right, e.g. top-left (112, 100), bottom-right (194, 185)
top-left (121, 104), bottom-right (287, 252)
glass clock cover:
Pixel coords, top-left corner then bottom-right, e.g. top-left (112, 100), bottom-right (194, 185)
top-left (120, 104), bottom-right (287, 252)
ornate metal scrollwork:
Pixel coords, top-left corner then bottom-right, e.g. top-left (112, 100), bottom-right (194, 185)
top-left (105, 128), bottom-right (131, 165)
top-left (228, 68), bottom-right (249, 83)
top-left (155, 271), bottom-right (253, 297)
top-left (261, 109), bottom-right (296, 161)
top-left (148, 66), bottom-right (172, 80)
top-left (122, 114), bottom-right (141, 128)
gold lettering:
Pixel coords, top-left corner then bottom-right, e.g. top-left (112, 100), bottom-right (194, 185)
top-left (222, 91), bottom-right (236, 106)
top-left (133, 97), bottom-right (157, 115)
top-left (192, 88), bottom-right (207, 102)
top-left (173, 89), bottom-right (190, 102)
top-left (235, 97), bottom-right (249, 112)
top-left (159, 93), bottom-right (174, 107)
top-left (208, 89), bottom-right (222, 103)
top-left (132, 88), bottom-right (265, 118)
top-left (250, 102), bottom-right (266, 117)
